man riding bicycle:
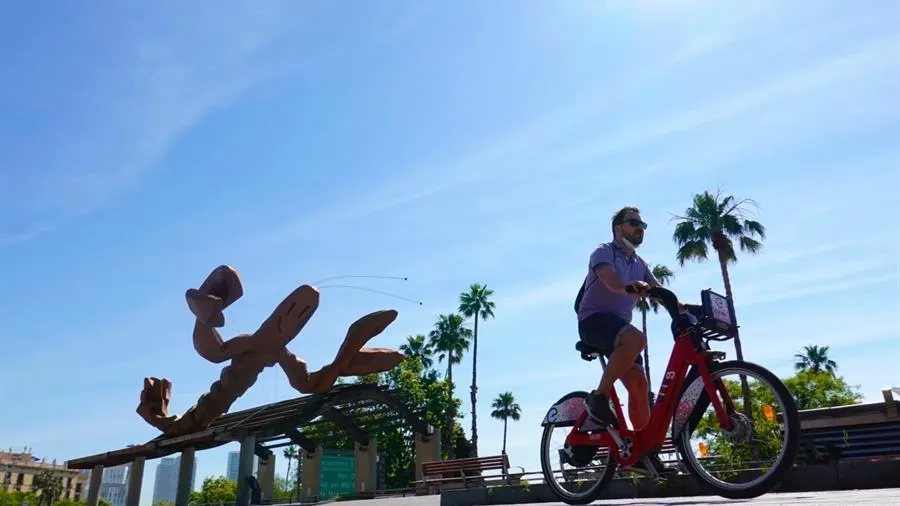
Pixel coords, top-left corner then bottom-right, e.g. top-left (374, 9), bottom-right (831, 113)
top-left (575, 205), bottom-right (670, 473)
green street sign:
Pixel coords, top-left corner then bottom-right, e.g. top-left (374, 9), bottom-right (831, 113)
top-left (319, 452), bottom-right (356, 500)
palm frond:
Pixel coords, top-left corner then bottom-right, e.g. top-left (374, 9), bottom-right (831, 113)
top-left (672, 221), bottom-right (700, 245)
top-left (675, 240), bottom-right (708, 266)
top-left (744, 219), bottom-right (767, 239)
top-left (721, 213), bottom-right (744, 236)
top-left (739, 236), bottom-right (763, 254)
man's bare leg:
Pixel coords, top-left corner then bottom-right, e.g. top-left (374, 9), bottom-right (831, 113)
top-left (584, 326), bottom-right (646, 427)
top-left (622, 366), bottom-right (650, 429)
top-left (597, 327), bottom-right (647, 394)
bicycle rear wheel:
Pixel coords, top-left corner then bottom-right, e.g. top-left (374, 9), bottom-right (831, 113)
top-left (674, 360), bottom-right (800, 499)
top-left (539, 407), bottom-right (617, 504)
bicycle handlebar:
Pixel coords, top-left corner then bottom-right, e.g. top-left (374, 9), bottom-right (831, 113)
top-left (625, 284), bottom-right (681, 322)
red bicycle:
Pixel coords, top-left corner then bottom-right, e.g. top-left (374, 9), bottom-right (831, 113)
top-left (539, 286), bottom-right (799, 504)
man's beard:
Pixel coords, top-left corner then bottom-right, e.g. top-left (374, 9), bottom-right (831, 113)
top-left (622, 234), bottom-right (643, 249)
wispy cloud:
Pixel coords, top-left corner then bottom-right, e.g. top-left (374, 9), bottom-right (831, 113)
top-left (247, 24), bottom-right (759, 248)
top-left (548, 38), bottom-right (893, 173)
top-left (251, 25), bottom-right (893, 257)
top-left (2, 2), bottom-right (303, 244)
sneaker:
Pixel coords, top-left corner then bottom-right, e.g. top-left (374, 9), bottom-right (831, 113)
top-left (583, 391), bottom-right (619, 428)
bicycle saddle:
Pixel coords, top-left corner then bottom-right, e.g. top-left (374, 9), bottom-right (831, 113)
top-left (575, 341), bottom-right (601, 361)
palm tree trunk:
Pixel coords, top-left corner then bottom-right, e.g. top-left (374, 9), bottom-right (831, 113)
top-left (717, 255), bottom-right (755, 426)
top-left (470, 315), bottom-right (479, 458)
top-left (294, 457), bottom-right (302, 502)
top-left (447, 363), bottom-right (455, 459)
top-left (502, 418), bottom-right (508, 455)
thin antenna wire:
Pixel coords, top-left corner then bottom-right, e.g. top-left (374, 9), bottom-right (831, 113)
top-left (317, 284), bottom-right (424, 305)
top-left (312, 275), bottom-right (408, 285)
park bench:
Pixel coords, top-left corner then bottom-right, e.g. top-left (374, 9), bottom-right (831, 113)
top-left (413, 454), bottom-right (524, 494)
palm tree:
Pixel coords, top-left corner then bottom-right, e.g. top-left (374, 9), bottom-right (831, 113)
top-left (428, 313), bottom-right (472, 458)
top-left (458, 283), bottom-right (496, 458)
top-left (400, 334), bottom-right (434, 369)
top-left (635, 264), bottom-right (675, 389)
top-left (794, 345), bottom-right (838, 373)
top-left (282, 445), bottom-right (298, 486)
top-left (490, 392), bottom-right (522, 455)
top-left (671, 189), bottom-right (766, 423)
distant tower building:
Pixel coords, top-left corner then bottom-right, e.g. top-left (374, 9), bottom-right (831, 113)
top-left (226, 451), bottom-right (258, 482)
top-left (152, 456), bottom-right (195, 504)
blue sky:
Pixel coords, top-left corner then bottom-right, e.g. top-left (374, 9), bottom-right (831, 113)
top-left (1, 1), bottom-right (897, 504)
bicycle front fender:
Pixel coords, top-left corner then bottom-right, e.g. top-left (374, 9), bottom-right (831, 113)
top-left (540, 390), bottom-right (602, 431)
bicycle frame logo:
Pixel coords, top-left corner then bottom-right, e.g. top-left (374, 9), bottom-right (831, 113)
top-left (654, 370), bottom-right (677, 407)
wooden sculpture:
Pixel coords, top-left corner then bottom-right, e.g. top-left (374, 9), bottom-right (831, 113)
top-left (136, 265), bottom-right (405, 436)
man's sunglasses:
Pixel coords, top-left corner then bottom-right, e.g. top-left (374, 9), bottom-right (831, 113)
top-left (622, 218), bottom-right (648, 230)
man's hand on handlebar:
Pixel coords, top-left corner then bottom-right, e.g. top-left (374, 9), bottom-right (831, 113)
top-left (626, 281), bottom-right (651, 296)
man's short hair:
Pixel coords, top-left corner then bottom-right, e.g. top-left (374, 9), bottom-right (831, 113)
top-left (612, 206), bottom-right (640, 235)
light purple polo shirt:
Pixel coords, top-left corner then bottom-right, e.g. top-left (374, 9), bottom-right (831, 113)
top-left (577, 241), bottom-right (658, 323)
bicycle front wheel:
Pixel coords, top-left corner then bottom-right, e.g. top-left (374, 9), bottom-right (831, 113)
top-left (674, 360), bottom-right (800, 499)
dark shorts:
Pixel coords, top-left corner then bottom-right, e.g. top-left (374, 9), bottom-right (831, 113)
top-left (578, 312), bottom-right (643, 368)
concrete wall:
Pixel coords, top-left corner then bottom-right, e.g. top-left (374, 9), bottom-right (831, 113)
top-left (440, 459), bottom-right (900, 506)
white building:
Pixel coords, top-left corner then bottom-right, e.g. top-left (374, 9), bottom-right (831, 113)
top-left (98, 463), bottom-right (130, 506)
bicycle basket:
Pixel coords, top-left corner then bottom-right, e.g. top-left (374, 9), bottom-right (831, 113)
top-left (698, 289), bottom-right (738, 340)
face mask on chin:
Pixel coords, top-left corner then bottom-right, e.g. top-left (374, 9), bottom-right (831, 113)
top-left (621, 237), bottom-right (641, 249)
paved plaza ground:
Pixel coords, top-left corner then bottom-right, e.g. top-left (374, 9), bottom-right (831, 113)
top-left (328, 487), bottom-right (900, 505)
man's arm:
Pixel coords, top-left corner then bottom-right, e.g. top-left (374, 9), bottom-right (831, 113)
top-left (591, 245), bottom-right (631, 294)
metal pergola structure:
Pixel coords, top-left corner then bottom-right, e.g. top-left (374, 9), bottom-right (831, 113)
top-left (66, 383), bottom-right (433, 506)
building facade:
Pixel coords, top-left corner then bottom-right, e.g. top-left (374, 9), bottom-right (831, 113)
top-left (225, 451), bottom-right (257, 482)
top-left (152, 456), bottom-right (195, 505)
top-left (98, 464), bottom-right (130, 506)
top-left (1, 449), bottom-right (88, 501)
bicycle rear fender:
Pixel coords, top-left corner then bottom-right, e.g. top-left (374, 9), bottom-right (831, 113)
top-left (540, 390), bottom-right (602, 430)
top-left (671, 365), bottom-right (711, 441)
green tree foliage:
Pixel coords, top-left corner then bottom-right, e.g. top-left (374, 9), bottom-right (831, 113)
top-left (691, 368), bottom-right (861, 478)
top-left (784, 369), bottom-right (862, 409)
top-left (272, 476), bottom-right (296, 501)
top-left (188, 476), bottom-right (236, 506)
top-left (303, 353), bottom-right (465, 489)
top-left (0, 489), bottom-right (38, 506)
top-left (31, 470), bottom-right (64, 506)
top-left (427, 313), bottom-right (472, 458)
top-left (0, 488), bottom-right (111, 506)
top-left (399, 334), bottom-right (433, 369)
